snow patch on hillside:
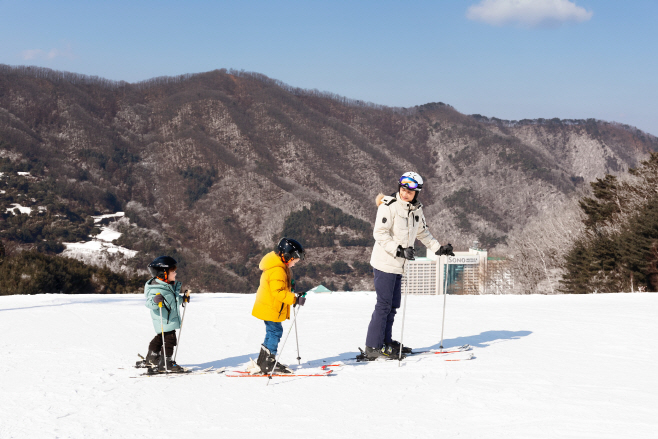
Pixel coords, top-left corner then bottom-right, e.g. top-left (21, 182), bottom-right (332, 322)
top-left (4, 203), bottom-right (46, 215)
top-left (62, 212), bottom-right (137, 263)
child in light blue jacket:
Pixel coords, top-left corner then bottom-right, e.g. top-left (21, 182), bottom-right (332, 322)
top-left (142, 256), bottom-right (189, 372)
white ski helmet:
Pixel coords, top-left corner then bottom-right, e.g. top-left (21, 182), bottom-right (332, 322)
top-left (399, 172), bottom-right (423, 191)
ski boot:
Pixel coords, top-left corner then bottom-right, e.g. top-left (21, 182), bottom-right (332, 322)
top-left (388, 340), bottom-right (413, 354)
top-left (257, 345), bottom-right (273, 373)
top-left (157, 355), bottom-right (184, 373)
top-left (135, 350), bottom-right (161, 368)
top-left (358, 346), bottom-right (391, 361)
top-left (256, 345), bottom-right (292, 374)
top-left (272, 360), bottom-right (293, 374)
top-left (382, 343), bottom-right (406, 359)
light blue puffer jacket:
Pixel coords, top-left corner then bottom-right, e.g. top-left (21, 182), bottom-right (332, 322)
top-left (144, 278), bottom-right (183, 334)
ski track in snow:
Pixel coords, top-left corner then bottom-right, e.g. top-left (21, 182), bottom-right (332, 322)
top-left (1, 293), bottom-right (657, 439)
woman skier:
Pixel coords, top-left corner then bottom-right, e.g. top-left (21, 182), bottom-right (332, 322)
top-left (141, 256), bottom-right (190, 372)
top-left (252, 238), bottom-right (307, 374)
top-left (363, 172), bottom-right (453, 360)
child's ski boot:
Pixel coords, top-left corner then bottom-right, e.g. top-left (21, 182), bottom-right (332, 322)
top-left (135, 350), bottom-right (161, 368)
top-left (256, 345), bottom-right (292, 374)
top-left (156, 355), bottom-right (184, 373)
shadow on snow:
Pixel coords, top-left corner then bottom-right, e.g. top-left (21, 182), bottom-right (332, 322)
top-left (297, 329), bottom-right (533, 367)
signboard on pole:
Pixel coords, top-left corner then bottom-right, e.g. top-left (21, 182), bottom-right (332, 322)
top-left (446, 255), bottom-right (479, 265)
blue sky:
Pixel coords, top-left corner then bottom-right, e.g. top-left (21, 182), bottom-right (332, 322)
top-left (1, 0), bottom-right (656, 135)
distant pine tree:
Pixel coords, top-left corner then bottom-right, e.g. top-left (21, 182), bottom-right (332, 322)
top-left (562, 153), bottom-right (658, 293)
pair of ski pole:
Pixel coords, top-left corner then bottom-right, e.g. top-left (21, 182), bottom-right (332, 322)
top-left (267, 297), bottom-right (304, 385)
top-left (397, 254), bottom-right (451, 366)
top-left (156, 291), bottom-right (190, 372)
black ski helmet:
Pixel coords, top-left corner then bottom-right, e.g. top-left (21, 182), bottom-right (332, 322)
top-left (277, 238), bottom-right (305, 263)
top-left (148, 256), bottom-right (177, 280)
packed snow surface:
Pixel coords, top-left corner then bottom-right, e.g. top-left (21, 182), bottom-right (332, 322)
top-left (1, 293), bottom-right (656, 439)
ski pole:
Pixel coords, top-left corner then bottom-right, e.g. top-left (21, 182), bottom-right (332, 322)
top-left (293, 306), bottom-right (301, 365)
top-left (439, 256), bottom-right (449, 350)
top-left (267, 306), bottom-right (302, 386)
top-left (173, 290), bottom-right (189, 363)
top-left (398, 261), bottom-right (410, 366)
top-left (157, 293), bottom-right (168, 373)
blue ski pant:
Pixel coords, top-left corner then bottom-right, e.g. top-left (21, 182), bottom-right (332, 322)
top-left (365, 268), bottom-right (402, 349)
top-left (263, 320), bottom-right (283, 355)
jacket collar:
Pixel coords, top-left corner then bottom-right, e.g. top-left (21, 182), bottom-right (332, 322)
top-left (395, 192), bottom-right (422, 211)
top-left (150, 277), bottom-right (180, 292)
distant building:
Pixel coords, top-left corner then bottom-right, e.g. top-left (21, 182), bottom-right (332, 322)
top-left (401, 242), bottom-right (490, 295)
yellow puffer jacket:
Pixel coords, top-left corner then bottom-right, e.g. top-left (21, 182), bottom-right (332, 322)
top-left (252, 251), bottom-right (296, 322)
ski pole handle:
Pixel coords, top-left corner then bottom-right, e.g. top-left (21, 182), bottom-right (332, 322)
top-left (157, 294), bottom-right (168, 373)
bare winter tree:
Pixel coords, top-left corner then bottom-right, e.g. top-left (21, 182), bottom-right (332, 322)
top-left (505, 197), bottom-right (585, 294)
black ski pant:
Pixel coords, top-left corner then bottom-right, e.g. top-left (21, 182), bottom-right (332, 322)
top-left (365, 268), bottom-right (402, 349)
top-left (148, 330), bottom-right (177, 357)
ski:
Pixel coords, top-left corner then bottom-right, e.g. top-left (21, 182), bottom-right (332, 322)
top-left (351, 345), bottom-right (474, 363)
top-left (226, 370), bottom-right (332, 378)
top-left (406, 344), bottom-right (472, 356)
top-left (132, 366), bottom-right (226, 378)
top-left (226, 365), bottom-right (333, 378)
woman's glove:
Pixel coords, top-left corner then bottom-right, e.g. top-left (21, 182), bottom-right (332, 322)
top-left (396, 245), bottom-right (415, 260)
top-left (153, 294), bottom-right (164, 305)
top-left (436, 244), bottom-right (455, 256)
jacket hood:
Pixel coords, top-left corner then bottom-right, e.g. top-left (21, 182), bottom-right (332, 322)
top-left (259, 251), bottom-right (286, 271)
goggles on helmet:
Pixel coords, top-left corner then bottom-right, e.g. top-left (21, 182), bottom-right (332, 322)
top-left (399, 175), bottom-right (420, 190)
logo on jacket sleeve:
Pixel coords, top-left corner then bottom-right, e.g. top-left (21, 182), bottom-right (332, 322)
top-left (382, 217), bottom-right (387, 223)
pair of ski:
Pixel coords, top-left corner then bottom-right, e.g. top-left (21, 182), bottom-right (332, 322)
top-left (134, 353), bottom-right (227, 378)
top-left (225, 364), bottom-right (333, 378)
top-left (134, 366), bottom-right (227, 378)
top-left (352, 344), bottom-right (473, 363)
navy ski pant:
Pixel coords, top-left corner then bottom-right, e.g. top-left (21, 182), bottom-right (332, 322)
top-left (263, 321), bottom-right (283, 355)
top-left (365, 268), bottom-right (402, 349)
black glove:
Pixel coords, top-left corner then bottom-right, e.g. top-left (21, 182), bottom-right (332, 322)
top-left (181, 289), bottom-right (191, 303)
top-left (436, 243), bottom-right (455, 257)
top-left (396, 245), bottom-right (415, 260)
top-left (153, 294), bottom-right (164, 305)
top-left (294, 292), bottom-right (306, 307)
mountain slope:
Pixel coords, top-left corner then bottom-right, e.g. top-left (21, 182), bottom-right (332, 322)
top-left (1, 65), bottom-right (657, 292)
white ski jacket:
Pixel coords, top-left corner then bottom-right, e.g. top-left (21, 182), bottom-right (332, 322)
top-left (369, 193), bottom-right (442, 275)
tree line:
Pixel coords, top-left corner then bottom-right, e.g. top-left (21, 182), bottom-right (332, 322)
top-left (560, 153), bottom-right (658, 293)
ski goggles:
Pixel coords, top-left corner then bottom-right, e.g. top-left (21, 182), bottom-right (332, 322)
top-left (399, 176), bottom-right (421, 190)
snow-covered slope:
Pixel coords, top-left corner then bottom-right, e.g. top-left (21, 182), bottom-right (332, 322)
top-left (1, 293), bottom-right (656, 439)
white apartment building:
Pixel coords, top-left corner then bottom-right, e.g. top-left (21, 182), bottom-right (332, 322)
top-left (401, 243), bottom-right (489, 295)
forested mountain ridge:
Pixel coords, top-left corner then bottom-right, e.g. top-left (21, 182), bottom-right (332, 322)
top-left (1, 65), bottom-right (656, 293)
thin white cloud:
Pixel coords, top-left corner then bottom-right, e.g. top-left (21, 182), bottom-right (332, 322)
top-left (466, 0), bottom-right (593, 28)
top-left (21, 43), bottom-right (74, 61)
top-left (22, 49), bottom-right (44, 60)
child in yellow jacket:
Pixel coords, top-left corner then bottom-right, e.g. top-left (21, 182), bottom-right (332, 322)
top-left (252, 238), bottom-right (306, 374)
